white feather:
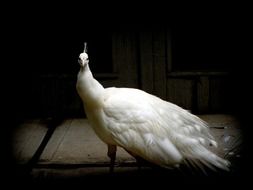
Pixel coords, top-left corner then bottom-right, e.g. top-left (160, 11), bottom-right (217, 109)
top-left (76, 51), bottom-right (230, 171)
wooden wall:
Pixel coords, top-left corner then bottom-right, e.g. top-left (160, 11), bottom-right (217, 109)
top-left (16, 24), bottom-right (234, 119)
top-left (137, 25), bottom-right (232, 114)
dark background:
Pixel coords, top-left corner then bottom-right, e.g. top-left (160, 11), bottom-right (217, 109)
top-left (9, 21), bottom-right (247, 119)
top-left (3, 2), bottom-right (251, 188)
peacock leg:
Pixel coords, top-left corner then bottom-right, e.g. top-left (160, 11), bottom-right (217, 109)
top-left (124, 149), bottom-right (144, 170)
top-left (107, 144), bottom-right (117, 173)
top-left (135, 156), bottom-right (144, 170)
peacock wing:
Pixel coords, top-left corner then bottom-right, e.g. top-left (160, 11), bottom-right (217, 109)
top-left (102, 88), bottom-right (229, 170)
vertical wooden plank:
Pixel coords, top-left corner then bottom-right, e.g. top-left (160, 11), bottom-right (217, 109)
top-left (209, 77), bottom-right (228, 112)
top-left (111, 32), bottom-right (120, 75)
top-left (197, 76), bottom-right (210, 113)
top-left (167, 78), bottom-right (193, 110)
top-left (139, 30), bottom-right (154, 93)
top-left (153, 28), bottom-right (167, 100)
top-left (112, 30), bottom-right (138, 88)
top-left (166, 27), bottom-right (173, 73)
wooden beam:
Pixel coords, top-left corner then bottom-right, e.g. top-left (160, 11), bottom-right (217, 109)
top-left (139, 30), bottom-right (154, 93)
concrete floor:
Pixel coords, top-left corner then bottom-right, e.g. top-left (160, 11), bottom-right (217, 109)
top-left (11, 114), bottom-right (244, 183)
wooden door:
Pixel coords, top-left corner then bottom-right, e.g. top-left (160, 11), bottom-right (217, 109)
top-left (17, 23), bottom-right (232, 119)
top-left (105, 24), bottom-right (231, 114)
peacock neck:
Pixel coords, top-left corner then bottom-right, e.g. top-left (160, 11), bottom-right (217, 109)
top-left (77, 65), bottom-right (105, 108)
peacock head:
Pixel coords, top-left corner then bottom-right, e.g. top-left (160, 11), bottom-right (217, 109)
top-left (78, 52), bottom-right (89, 68)
top-left (78, 42), bottom-right (89, 68)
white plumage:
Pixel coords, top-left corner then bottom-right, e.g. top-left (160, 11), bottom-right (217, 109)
top-left (76, 48), bottom-right (230, 172)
